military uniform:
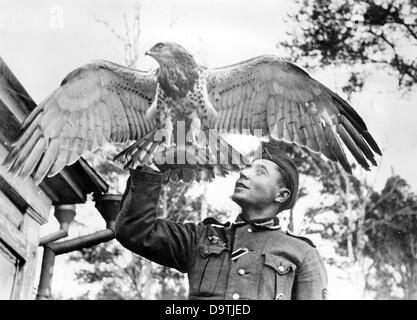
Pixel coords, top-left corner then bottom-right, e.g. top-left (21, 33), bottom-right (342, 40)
top-left (115, 169), bottom-right (328, 300)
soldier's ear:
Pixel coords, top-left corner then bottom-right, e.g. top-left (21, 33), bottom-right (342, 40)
top-left (275, 188), bottom-right (290, 203)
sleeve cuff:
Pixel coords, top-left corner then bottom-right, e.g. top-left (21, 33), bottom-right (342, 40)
top-left (129, 168), bottom-right (163, 184)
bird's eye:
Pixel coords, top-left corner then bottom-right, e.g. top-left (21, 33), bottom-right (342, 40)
top-left (154, 43), bottom-right (164, 50)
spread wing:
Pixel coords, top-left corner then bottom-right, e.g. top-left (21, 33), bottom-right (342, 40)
top-left (3, 60), bottom-right (158, 184)
top-left (204, 56), bottom-right (382, 173)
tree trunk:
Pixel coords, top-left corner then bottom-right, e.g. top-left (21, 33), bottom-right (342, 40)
top-left (340, 170), bottom-right (368, 299)
top-left (160, 267), bottom-right (169, 299)
top-left (340, 170), bottom-right (355, 261)
top-left (406, 232), bottom-right (417, 300)
top-left (288, 208), bottom-right (294, 232)
top-left (409, 262), bottom-right (417, 300)
top-left (200, 183), bottom-right (208, 221)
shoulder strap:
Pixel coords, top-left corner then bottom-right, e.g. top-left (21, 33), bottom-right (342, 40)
top-left (286, 230), bottom-right (316, 248)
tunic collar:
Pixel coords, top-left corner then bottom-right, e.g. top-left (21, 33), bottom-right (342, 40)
top-left (232, 214), bottom-right (281, 230)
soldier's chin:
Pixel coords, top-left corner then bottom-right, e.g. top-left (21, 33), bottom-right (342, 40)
top-left (231, 192), bottom-right (247, 206)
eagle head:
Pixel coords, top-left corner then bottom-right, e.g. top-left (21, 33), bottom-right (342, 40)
top-left (146, 42), bottom-right (197, 69)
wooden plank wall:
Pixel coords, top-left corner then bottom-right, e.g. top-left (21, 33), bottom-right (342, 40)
top-left (0, 60), bottom-right (52, 299)
top-left (0, 146), bottom-right (49, 299)
top-left (0, 56), bottom-right (108, 299)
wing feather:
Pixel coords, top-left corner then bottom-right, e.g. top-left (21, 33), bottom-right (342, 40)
top-left (204, 55), bottom-right (381, 172)
top-left (48, 137), bottom-right (70, 177)
top-left (266, 96), bottom-right (276, 134)
top-left (303, 108), bottom-right (320, 152)
top-left (124, 102), bottom-right (138, 140)
top-left (309, 111), bottom-right (325, 152)
top-left (33, 139), bottom-right (59, 184)
top-left (223, 101), bottom-right (234, 132)
top-left (136, 110), bottom-right (147, 140)
top-left (273, 95), bottom-right (284, 140)
top-left (3, 60), bottom-right (157, 183)
top-left (245, 90), bottom-right (258, 132)
top-left (67, 111), bottom-right (83, 165)
top-left (86, 106), bottom-right (98, 150)
top-left (227, 89), bottom-right (234, 109)
top-left (130, 107), bottom-right (142, 140)
top-left (323, 125), bottom-right (351, 173)
top-left (283, 97), bottom-right (294, 143)
top-left (142, 110), bottom-right (153, 133)
top-left (18, 137), bottom-right (47, 179)
top-left (233, 96), bottom-right (245, 133)
top-left (296, 102), bottom-right (308, 146)
top-left (94, 104), bottom-right (105, 147)
top-left (338, 124), bottom-right (370, 170)
top-left (101, 103), bottom-right (112, 142)
top-left (290, 100), bottom-right (302, 146)
top-left (9, 129), bottom-right (43, 174)
top-left (339, 114), bottom-right (376, 166)
top-left (251, 85), bottom-right (268, 132)
top-left (218, 109), bottom-right (227, 132)
top-left (241, 87), bottom-right (253, 132)
top-left (233, 85), bottom-right (242, 106)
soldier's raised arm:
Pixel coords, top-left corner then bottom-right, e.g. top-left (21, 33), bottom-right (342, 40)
top-left (115, 167), bottom-right (204, 273)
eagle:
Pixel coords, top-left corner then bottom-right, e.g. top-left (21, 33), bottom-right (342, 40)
top-left (2, 42), bottom-right (381, 184)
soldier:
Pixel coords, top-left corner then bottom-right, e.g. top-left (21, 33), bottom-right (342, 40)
top-left (115, 142), bottom-right (328, 300)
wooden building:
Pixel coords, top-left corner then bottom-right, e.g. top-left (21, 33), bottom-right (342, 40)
top-left (0, 57), bottom-right (108, 299)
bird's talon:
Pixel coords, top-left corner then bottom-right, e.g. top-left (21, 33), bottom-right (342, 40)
top-left (160, 142), bottom-right (176, 150)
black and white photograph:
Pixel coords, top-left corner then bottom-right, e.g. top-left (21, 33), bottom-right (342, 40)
top-left (0, 0), bottom-right (416, 303)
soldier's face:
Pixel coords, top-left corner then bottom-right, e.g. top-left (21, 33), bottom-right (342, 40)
top-left (232, 159), bottom-right (285, 209)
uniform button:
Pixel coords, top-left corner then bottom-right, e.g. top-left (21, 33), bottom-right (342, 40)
top-left (238, 269), bottom-right (245, 275)
top-left (232, 293), bottom-right (240, 300)
top-left (322, 288), bottom-right (328, 300)
top-left (247, 228), bottom-right (253, 233)
top-left (276, 293), bottom-right (285, 300)
top-left (278, 265), bottom-right (286, 273)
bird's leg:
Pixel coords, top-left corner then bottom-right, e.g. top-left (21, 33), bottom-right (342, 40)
top-left (155, 91), bottom-right (176, 150)
top-left (156, 95), bottom-right (175, 150)
top-left (160, 116), bottom-right (175, 150)
top-left (187, 115), bottom-right (205, 150)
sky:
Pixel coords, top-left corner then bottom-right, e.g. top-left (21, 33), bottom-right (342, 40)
top-left (1, 0), bottom-right (416, 299)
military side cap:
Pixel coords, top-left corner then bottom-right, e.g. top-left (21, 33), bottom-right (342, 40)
top-left (255, 141), bottom-right (299, 211)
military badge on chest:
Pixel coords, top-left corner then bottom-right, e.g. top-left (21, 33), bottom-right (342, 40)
top-left (207, 234), bottom-right (227, 248)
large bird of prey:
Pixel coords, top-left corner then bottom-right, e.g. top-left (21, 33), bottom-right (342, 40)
top-left (3, 42), bottom-right (381, 184)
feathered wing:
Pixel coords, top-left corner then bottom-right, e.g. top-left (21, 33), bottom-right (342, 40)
top-left (203, 56), bottom-right (382, 173)
top-left (2, 60), bottom-right (158, 184)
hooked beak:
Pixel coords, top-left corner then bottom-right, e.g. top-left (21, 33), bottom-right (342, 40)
top-left (145, 50), bottom-right (156, 57)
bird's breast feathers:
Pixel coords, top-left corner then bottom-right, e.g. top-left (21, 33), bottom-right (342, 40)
top-left (157, 72), bottom-right (208, 121)
top-left (156, 64), bottom-right (203, 100)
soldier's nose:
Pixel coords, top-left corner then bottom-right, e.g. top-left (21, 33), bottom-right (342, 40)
top-left (239, 169), bottom-right (249, 180)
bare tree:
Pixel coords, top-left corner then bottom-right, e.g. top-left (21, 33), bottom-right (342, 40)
top-left (95, 1), bottom-right (141, 68)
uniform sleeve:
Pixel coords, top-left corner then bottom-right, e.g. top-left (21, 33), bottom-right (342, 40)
top-left (115, 168), bottom-right (203, 273)
top-left (292, 248), bottom-right (328, 300)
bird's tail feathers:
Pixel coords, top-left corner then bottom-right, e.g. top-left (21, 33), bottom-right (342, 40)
top-left (113, 128), bottom-right (160, 170)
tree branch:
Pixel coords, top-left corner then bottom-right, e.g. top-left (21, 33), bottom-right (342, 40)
top-left (95, 18), bottom-right (125, 42)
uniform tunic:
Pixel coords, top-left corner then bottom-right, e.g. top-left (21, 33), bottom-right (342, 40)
top-left (115, 169), bottom-right (328, 300)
